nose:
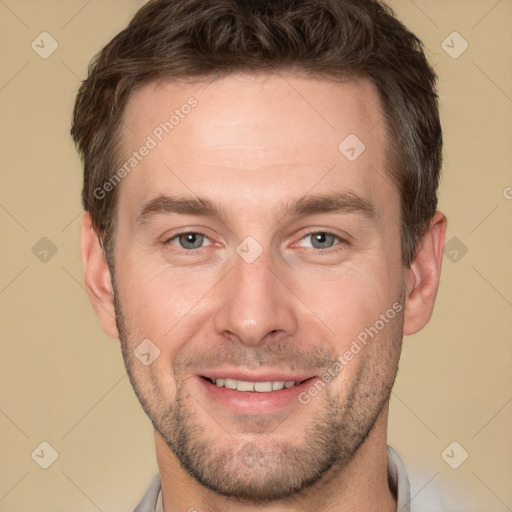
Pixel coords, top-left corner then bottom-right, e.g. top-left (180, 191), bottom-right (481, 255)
top-left (212, 250), bottom-right (298, 347)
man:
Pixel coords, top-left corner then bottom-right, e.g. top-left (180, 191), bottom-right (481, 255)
top-left (72, 0), bottom-right (448, 510)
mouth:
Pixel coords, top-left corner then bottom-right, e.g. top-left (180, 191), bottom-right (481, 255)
top-left (196, 373), bottom-right (318, 414)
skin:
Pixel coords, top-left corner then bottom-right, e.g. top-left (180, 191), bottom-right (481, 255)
top-left (81, 73), bottom-right (446, 511)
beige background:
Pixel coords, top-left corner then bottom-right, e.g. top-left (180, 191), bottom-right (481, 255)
top-left (1, 0), bottom-right (511, 510)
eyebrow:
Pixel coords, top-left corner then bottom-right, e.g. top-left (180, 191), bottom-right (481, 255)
top-left (135, 191), bottom-right (375, 226)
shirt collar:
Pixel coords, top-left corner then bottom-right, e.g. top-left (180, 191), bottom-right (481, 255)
top-left (387, 445), bottom-right (411, 511)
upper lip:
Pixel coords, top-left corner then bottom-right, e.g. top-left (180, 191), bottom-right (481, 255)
top-left (198, 369), bottom-right (316, 382)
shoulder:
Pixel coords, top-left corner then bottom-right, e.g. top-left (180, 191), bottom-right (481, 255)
top-left (388, 446), bottom-right (490, 512)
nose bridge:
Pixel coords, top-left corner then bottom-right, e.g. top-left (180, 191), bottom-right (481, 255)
top-left (213, 250), bottom-right (297, 346)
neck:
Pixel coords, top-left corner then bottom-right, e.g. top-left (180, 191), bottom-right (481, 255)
top-left (155, 404), bottom-right (396, 512)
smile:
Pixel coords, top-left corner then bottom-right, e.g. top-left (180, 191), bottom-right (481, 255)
top-left (197, 374), bottom-right (318, 414)
top-left (206, 378), bottom-right (302, 392)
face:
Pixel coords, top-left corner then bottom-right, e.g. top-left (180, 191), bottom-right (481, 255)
top-left (108, 73), bottom-right (407, 501)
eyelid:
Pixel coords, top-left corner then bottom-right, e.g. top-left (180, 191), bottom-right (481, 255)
top-left (164, 230), bottom-right (207, 242)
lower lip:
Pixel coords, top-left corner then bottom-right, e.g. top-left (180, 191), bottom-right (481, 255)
top-left (196, 376), bottom-right (318, 414)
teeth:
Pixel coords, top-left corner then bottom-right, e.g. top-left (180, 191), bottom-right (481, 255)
top-left (254, 381), bottom-right (272, 392)
top-left (224, 378), bottom-right (237, 390)
top-left (210, 378), bottom-right (298, 392)
top-left (237, 380), bottom-right (254, 392)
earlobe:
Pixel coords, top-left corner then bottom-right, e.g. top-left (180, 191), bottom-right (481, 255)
top-left (80, 212), bottom-right (119, 339)
top-left (403, 211), bottom-right (447, 336)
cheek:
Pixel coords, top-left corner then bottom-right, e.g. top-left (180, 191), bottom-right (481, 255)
top-left (287, 255), bottom-right (403, 352)
top-left (114, 257), bottom-right (220, 349)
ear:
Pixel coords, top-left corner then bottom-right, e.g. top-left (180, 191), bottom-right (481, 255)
top-left (403, 211), bottom-right (447, 336)
top-left (80, 212), bottom-right (119, 339)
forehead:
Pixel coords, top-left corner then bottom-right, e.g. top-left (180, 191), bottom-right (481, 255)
top-left (118, 73), bottom-right (394, 214)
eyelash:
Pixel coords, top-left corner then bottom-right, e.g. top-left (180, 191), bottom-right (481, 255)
top-left (163, 230), bottom-right (348, 255)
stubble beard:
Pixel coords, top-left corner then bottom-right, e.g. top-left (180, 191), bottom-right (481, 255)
top-left (113, 278), bottom-right (404, 503)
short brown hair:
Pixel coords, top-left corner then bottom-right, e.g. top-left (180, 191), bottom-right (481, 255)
top-left (71, 0), bottom-right (442, 267)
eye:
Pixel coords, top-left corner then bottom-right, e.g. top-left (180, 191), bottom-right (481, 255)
top-left (168, 232), bottom-right (211, 250)
top-left (298, 232), bottom-right (341, 250)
